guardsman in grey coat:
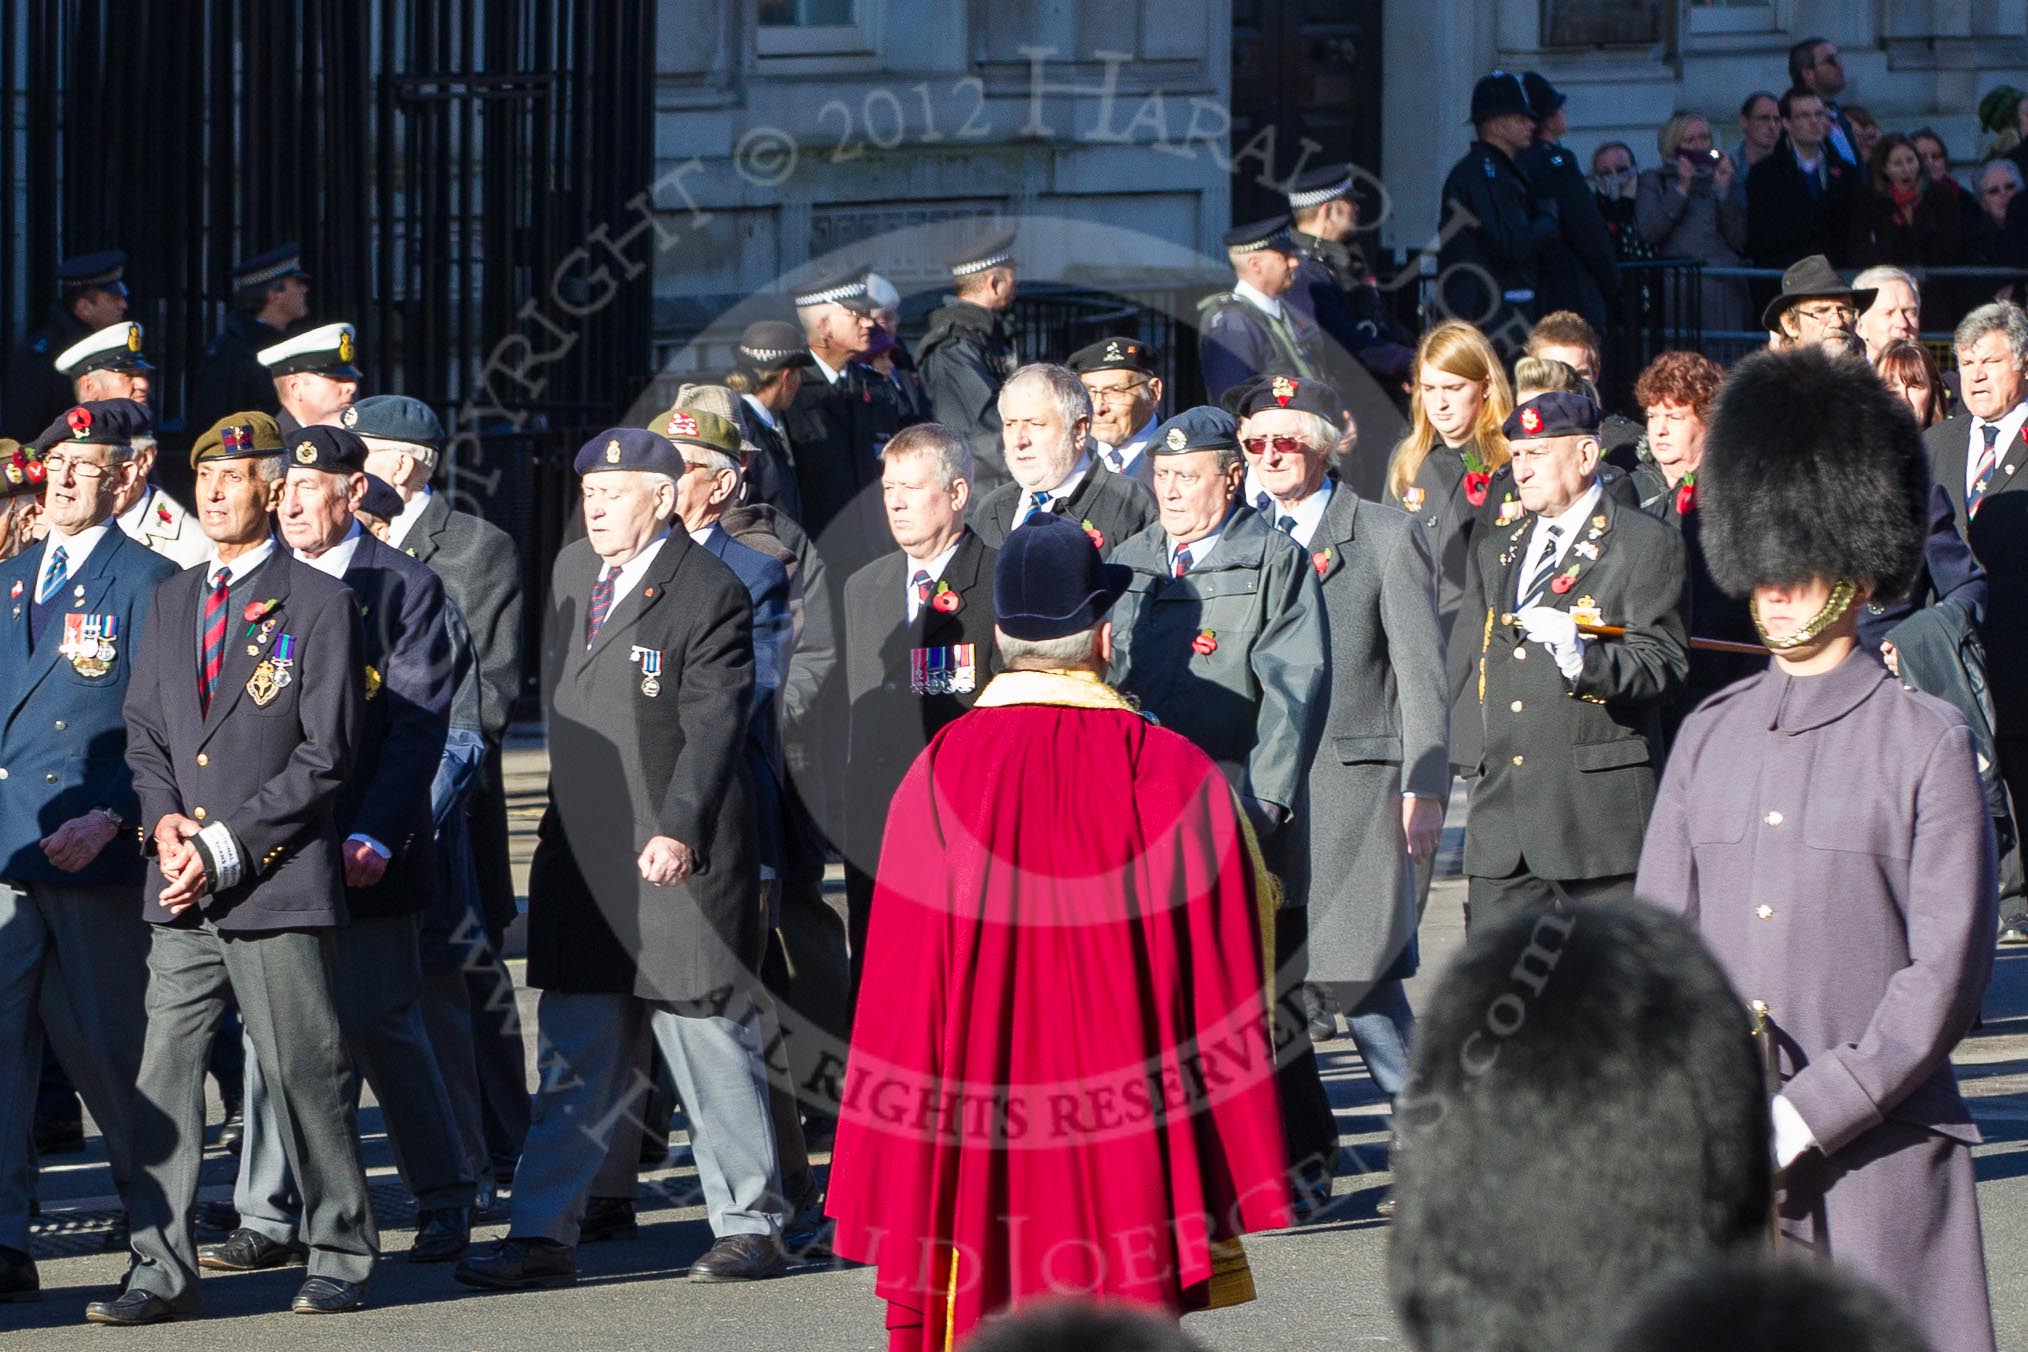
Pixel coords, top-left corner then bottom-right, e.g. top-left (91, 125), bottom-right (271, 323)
top-left (1237, 376), bottom-right (1446, 1113)
top-left (915, 231), bottom-right (1021, 494)
top-left (221, 424), bottom-right (474, 1270)
top-left (1068, 335), bottom-right (1163, 485)
top-left (352, 394), bottom-right (531, 1179)
top-left (1452, 391), bottom-right (1687, 924)
top-left (0, 401), bottom-right (176, 1301)
top-left (971, 363), bottom-right (1156, 558)
top-left (95, 411), bottom-right (376, 1323)
top-left (1106, 404), bottom-right (1332, 1203)
top-left (1638, 349), bottom-right (1998, 1352)
top-left (454, 427), bottom-right (784, 1291)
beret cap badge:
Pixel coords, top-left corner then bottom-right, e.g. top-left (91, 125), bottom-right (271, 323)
top-left (605, 438), bottom-right (622, 464)
top-left (67, 406), bottom-right (92, 438)
top-left (1165, 427), bottom-right (1187, 450)
top-left (294, 441), bottom-right (317, 464)
top-left (1271, 375), bottom-right (1297, 407)
top-left (665, 412), bottom-right (699, 438)
top-left (222, 424), bottom-right (250, 453)
top-left (1104, 340), bottom-right (1122, 362)
top-left (1519, 407), bottom-right (1543, 434)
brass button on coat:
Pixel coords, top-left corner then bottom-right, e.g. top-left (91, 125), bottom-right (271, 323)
top-left (197, 754), bottom-right (209, 767)
top-left (1763, 810), bottom-right (1783, 827)
top-left (1755, 904), bottom-right (1774, 920)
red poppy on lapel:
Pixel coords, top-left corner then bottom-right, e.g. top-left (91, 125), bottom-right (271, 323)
top-left (1191, 629), bottom-right (1218, 655)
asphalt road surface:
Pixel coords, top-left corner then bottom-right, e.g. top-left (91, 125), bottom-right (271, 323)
top-left (7, 765), bottom-right (2026, 1350)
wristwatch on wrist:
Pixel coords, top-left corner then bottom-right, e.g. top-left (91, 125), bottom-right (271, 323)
top-left (93, 806), bottom-right (124, 828)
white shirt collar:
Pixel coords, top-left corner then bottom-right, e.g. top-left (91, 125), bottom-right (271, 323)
top-left (1234, 280), bottom-right (1283, 320)
top-left (810, 351), bottom-right (843, 385)
top-left (1260, 478), bottom-right (1334, 549)
top-left (688, 522), bottom-right (722, 548)
top-left (742, 393), bottom-right (779, 431)
top-left (37, 522), bottom-right (111, 592)
top-left (1168, 508), bottom-right (1241, 574)
top-left (1017, 452), bottom-right (1092, 523)
top-left (115, 487), bottom-right (154, 537)
top-left (1526, 481), bottom-right (1604, 560)
top-left (902, 537), bottom-right (964, 622)
top-left (590, 532), bottom-right (669, 642)
top-left (204, 535), bottom-right (277, 587)
top-left (385, 484), bottom-right (432, 549)
top-left (1108, 415), bottom-right (1160, 474)
top-left (294, 519), bottom-right (365, 578)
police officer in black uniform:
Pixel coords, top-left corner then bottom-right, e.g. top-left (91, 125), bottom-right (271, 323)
top-left (186, 245), bottom-right (310, 439)
top-left (1516, 73), bottom-right (1621, 348)
top-left (725, 319), bottom-right (813, 524)
top-left (1198, 218), bottom-right (1324, 403)
top-left (1436, 73), bottom-right (1559, 354)
top-left (5, 252), bottom-right (131, 438)
top-left (1285, 165), bottom-right (1416, 388)
top-left (916, 230), bottom-right (1021, 494)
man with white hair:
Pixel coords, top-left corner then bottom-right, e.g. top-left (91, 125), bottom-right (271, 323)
top-left (917, 231), bottom-right (1021, 493)
top-left (1927, 302), bottom-right (2028, 941)
top-left (783, 271), bottom-right (914, 584)
top-left (1198, 217), bottom-right (1322, 402)
top-left (1853, 266), bottom-right (1922, 363)
top-left (970, 362), bottom-right (1155, 557)
top-left (257, 322), bottom-right (361, 436)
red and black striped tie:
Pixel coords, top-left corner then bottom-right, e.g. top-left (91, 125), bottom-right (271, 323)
top-left (200, 567), bottom-right (230, 714)
top-left (585, 565), bottom-right (621, 646)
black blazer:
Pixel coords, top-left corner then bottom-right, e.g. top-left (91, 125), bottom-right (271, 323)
top-left (400, 490), bottom-right (523, 742)
top-left (528, 533), bottom-right (760, 1001)
top-left (336, 531), bottom-right (454, 920)
top-left (839, 529), bottom-right (1000, 881)
top-left (971, 461), bottom-right (1156, 559)
top-left (1927, 413), bottom-right (2028, 731)
top-left (124, 551), bottom-right (365, 931)
top-left (1451, 491), bottom-right (1689, 881)
top-left (1746, 140), bottom-right (1860, 267)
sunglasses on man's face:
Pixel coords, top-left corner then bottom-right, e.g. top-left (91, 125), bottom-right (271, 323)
top-left (1241, 435), bottom-right (1313, 458)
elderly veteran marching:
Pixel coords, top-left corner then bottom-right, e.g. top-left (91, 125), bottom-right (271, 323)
top-left (1637, 349), bottom-right (1998, 1352)
top-left (98, 411), bottom-right (376, 1323)
top-left (971, 362), bottom-right (1156, 557)
top-left (1451, 390), bottom-right (1687, 923)
top-left (221, 423), bottom-right (475, 1271)
top-left (1236, 374), bottom-right (1446, 1126)
top-left (0, 400), bottom-right (178, 1301)
top-left (454, 426), bottom-right (785, 1291)
top-left (826, 512), bottom-right (1292, 1348)
top-left (1068, 335), bottom-right (1165, 484)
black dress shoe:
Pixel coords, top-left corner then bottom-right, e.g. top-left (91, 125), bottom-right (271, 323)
top-left (290, 1276), bottom-right (364, 1314)
top-left (217, 1105), bottom-right (245, 1155)
top-left (193, 1200), bottom-right (240, 1239)
top-left (688, 1233), bottom-right (783, 1282)
top-left (0, 1245), bottom-right (38, 1302)
top-left (578, 1197), bottom-right (637, 1244)
top-left (198, 1227), bottom-right (307, 1271)
top-left (84, 1289), bottom-right (180, 1325)
top-left (406, 1206), bottom-right (470, 1263)
top-left (453, 1237), bottom-right (578, 1291)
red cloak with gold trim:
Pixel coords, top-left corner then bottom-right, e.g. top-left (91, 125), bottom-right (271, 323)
top-left (825, 671), bottom-right (1292, 1350)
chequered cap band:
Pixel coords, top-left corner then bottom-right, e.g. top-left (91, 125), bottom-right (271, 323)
top-left (951, 250), bottom-right (1013, 277)
top-left (740, 345), bottom-right (798, 364)
top-left (1287, 173), bottom-right (1357, 210)
top-left (236, 256), bottom-right (303, 288)
top-left (794, 281), bottom-right (868, 307)
top-left (63, 267), bottom-right (123, 289)
top-left (1228, 235), bottom-right (1289, 255)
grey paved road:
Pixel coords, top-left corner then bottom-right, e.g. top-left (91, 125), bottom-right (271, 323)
top-left (6, 764), bottom-right (2025, 1350)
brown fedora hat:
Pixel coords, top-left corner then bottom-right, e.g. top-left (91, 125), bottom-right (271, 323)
top-left (1761, 254), bottom-right (1878, 332)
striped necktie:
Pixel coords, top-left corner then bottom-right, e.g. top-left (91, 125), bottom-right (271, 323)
top-left (1519, 525), bottom-right (1563, 602)
top-left (585, 564), bottom-right (621, 646)
top-left (1970, 423), bottom-right (2001, 514)
top-left (200, 568), bottom-right (229, 714)
top-left (1173, 547), bottom-right (1193, 579)
top-left (36, 544), bottom-right (67, 605)
top-left (1021, 490), bottom-right (1052, 525)
top-left (911, 568), bottom-right (932, 619)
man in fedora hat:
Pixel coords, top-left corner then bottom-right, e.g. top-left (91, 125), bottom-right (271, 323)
top-left (825, 511), bottom-right (1292, 1348)
top-left (1763, 254), bottom-right (1874, 349)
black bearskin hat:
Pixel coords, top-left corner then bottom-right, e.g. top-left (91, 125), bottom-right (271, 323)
top-left (1700, 348), bottom-right (1928, 602)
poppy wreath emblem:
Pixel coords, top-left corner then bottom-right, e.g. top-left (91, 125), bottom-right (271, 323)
top-left (67, 405), bottom-right (92, 438)
top-left (930, 580), bottom-right (962, 614)
top-left (1674, 472), bottom-right (1696, 516)
top-left (12, 446), bottom-right (44, 485)
top-left (1191, 629), bottom-right (1218, 656)
top-left (242, 598), bottom-right (280, 637)
top-left (1080, 518), bottom-right (1104, 549)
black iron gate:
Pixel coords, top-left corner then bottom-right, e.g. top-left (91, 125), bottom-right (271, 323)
top-left (2, 0), bottom-right (654, 698)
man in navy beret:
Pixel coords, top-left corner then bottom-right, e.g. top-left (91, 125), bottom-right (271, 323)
top-left (457, 427), bottom-right (786, 1288)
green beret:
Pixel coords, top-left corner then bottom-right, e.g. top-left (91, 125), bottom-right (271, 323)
top-left (649, 405), bottom-right (743, 461)
top-left (190, 411), bottom-right (285, 468)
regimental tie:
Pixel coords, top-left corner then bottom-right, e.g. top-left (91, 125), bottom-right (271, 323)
top-left (1518, 524), bottom-right (1563, 604)
top-left (200, 567), bottom-right (229, 714)
top-left (911, 569), bottom-right (932, 619)
top-left (1021, 490), bottom-right (1052, 526)
top-left (1968, 424), bottom-right (2002, 517)
top-left (1173, 547), bottom-right (1193, 579)
top-left (1276, 515), bottom-right (1298, 535)
top-left (36, 544), bottom-right (67, 605)
top-left (585, 564), bottom-right (621, 646)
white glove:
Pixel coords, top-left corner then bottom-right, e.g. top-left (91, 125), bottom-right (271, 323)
top-left (1516, 605), bottom-right (1584, 679)
top-left (1770, 1093), bottom-right (1818, 1171)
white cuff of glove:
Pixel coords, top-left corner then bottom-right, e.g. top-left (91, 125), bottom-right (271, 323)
top-left (1770, 1093), bottom-right (1818, 1170)
top-left (1516, 606), bottom-right (1585, 680)
top-left (191, 821), bottom-right (245, 893)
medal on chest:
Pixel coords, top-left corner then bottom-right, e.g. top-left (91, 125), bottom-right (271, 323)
top-left (247, 633), bottom-right (295, 707)
top-left (631, 644), bottom-right (663, 697)
top-left (61, 612), bottom-right (119, 678)
top-left (910, 642), bottom-right (976, 696)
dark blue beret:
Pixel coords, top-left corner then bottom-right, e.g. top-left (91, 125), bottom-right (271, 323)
top-left (285, 425), bottom-right (369, 475)
top-left (995, 512), bottom-right (1133, 642)
top-left (357, 473), bottom-right (404, 521)
top-left (574, 426), bottom-right (685, 477)
top-left (36, 399), bottom-right (153, 452)
top-left (1150, 406), bottom-right (1239, 455)
top-left (1234, 373), bottom-right (1343, 421)
top-left (1503, 391), bottom-right (1603, 441)
top-left (342, 395), bottom-right (444, 449)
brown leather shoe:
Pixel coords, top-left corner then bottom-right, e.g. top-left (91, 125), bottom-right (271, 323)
top-left (688, 1233), bottom-right (783, 1282)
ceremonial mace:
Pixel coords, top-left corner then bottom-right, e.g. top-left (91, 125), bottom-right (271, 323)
top-left (1499, 613), bottom-right (1767, 657)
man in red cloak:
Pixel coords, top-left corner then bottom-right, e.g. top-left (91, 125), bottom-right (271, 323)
top-left (825, 512), bottom-right (1292, 1349)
